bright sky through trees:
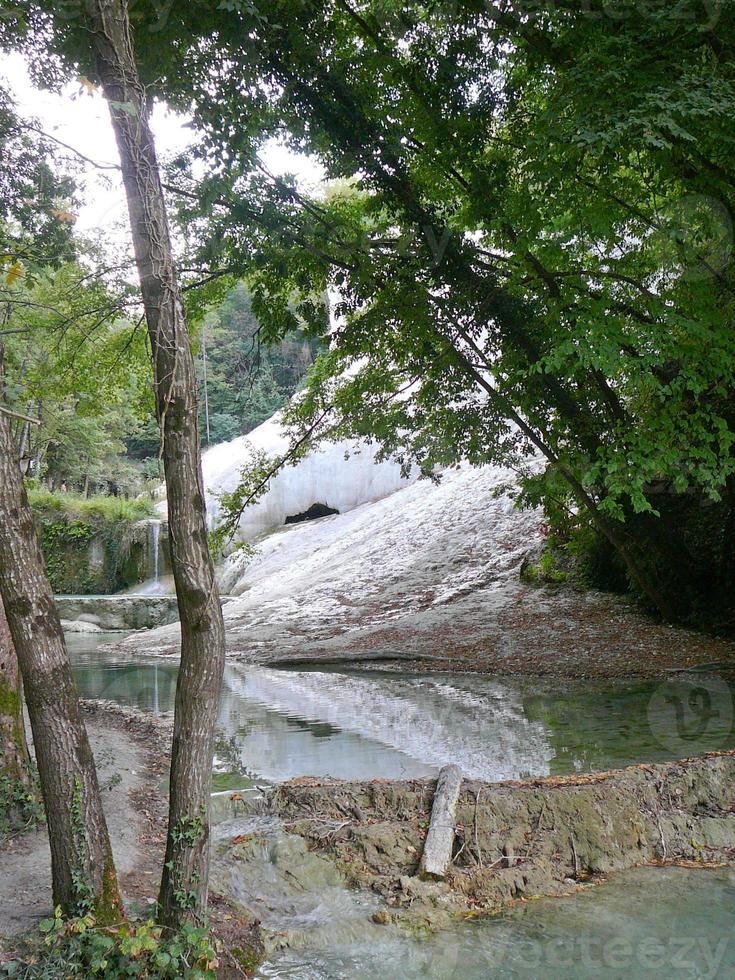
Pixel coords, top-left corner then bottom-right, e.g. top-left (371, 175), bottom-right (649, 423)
top-left (1, 50), bottom-right (324, 248)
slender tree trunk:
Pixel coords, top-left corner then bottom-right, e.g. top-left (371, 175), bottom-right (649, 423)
top-left (0, 595), bottom-right (33, 830)
top-left (0, 412), bottom-right (123, 919)
top-left (17, 416), bottom-right (30, 461)
top-left (90, 0), bottom-right (226, 928)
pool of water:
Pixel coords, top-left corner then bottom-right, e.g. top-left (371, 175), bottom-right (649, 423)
top-left (255, 866), bottom-right (735, 979)
top-left (67, 632), bottom-right (735, 785)
top-left (67, 633), bottom-right (735, 978)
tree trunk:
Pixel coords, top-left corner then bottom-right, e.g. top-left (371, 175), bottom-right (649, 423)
top-left (90, 0), bottom-right (226, 928)
top-left (17, 415), bottom-right (31, 461)
top-left (0, 595), bottom-right (33, 830)
top-left (0, 412), bottom-right (123, 919)
top-left (446, 335), bottom-right (680, 620)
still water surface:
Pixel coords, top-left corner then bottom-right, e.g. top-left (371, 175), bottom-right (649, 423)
top-left (67, 632), bottom-right (735, 785)
top-left (66, 632), bottom-right (735, 978)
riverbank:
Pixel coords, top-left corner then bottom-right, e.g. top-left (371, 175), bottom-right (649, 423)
top-left (0, 702), bottom-right (261, 978)
top-left (115, 457), bottom-right (735, 680)
top-left (0, 703), bottom-right (159, 942)
top-left (3, 694), bottom-right (734, 976)
top-left (261, 750), bottom-right (735, 930)
top-left (118, 580), bottom-right (735, 681)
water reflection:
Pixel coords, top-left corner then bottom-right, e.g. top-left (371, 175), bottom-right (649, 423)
top-left (67, 633), bottom-right (735, 785)
top-left (66, 632), bottom-right (179, 715)
top-left (66, 634), bottom-right (735, 980)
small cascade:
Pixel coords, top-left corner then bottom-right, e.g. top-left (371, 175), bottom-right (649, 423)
top-left (149, 519), bottom-right (162, 586)
top-left (128, 518), bottom-right (173, 595)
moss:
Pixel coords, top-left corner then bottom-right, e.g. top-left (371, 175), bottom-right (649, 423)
top-left (520, 540), bottom-right (569, 585)
top-left (0, 676), bottom-right (27, 764)
top-left (28, 490), bottom-right (155, 595)
top-left (0, 676), bottom-right (21, 717)
top-left (231, 944), bottom-right (264, 975)
top-left (94, 847), bottom-right (125, 926)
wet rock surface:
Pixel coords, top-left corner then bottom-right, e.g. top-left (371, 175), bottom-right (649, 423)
top-left (264, 751), bottom-right (735, 921)
top-left (121, 463), bottom-right (735, 679)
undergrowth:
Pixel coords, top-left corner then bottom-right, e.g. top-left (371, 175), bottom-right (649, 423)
top-left (27, 490), bottom-right (156, 594)
top-left (1, 910), bottom-right (218, 979)
top-left (0, 773), bottom-right (44, 845)
top-left (28, 490), bottom-right (154, 524)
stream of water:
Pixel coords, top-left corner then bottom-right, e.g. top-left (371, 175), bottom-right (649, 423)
top-left (66, 632), bottom-right (735, 978)
top-left (254, 866), bottom-right (735, 979)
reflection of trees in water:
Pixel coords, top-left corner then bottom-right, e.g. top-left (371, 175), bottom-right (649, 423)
top-left (213, 732), bottom-right (255, 780)
top-left (218, 666), bottom-right (555, 782)
top-left (520, 681), bottom-right (671, 775)
top-left (72, 657), bottom-right (730, 782)
top-left (73, 661), bottom-right (179, 713)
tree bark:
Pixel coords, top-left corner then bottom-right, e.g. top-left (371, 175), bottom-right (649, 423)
top-left (89, 0), bottom-right (226, 928)
top-left (0, 594), bottom-right (33, 830)
top-left (0, 412), bottom-right (123, 919)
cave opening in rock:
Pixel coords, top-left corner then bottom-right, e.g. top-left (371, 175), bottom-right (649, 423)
top-left (285, 502), bottom-right (340, 525)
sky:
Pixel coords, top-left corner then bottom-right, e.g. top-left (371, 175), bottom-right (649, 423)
top-left (2, 50), bottom-right (324, 247)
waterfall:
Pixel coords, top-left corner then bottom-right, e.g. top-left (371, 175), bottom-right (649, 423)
top-left (127, 518), bottom-right (169, 595)
top-left (149, 519), bottom-right (162, 585)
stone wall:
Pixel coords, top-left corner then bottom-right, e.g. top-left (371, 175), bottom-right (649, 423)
top-left (56, 595), bottom-right (180, 631)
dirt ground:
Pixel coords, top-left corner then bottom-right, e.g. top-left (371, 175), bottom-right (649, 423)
top-left (0, 703), bottom-right (167, 944)
top-left (122, 580), bottom-right (735, 681)
top-left (0, 703), bottom-right (260, 977)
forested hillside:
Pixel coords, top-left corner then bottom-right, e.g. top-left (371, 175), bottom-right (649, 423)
top-left (194, 283), bottom-right (321, 447)
top-left (2, 250), bottom-right (317, 495)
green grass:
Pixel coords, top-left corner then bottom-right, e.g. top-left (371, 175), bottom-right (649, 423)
top-left (26, 489), bottom-right (156, 594)
top-left (28, 489), bottom-right (155, 524)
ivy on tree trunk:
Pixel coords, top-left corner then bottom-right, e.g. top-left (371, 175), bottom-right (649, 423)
top-left (0, 595), bottom-right (33, 830)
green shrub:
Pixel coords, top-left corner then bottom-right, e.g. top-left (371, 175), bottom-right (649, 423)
top-left (28, 490), bottom-right (155, 594)
top-left (28, 490), bottom-right (154, 525)
top-left (0, 773), bottom-right (44, 843)
top-left (2, 909), bottom-right (218, 979)
top-left (519, 541), bottom-right (569, 585)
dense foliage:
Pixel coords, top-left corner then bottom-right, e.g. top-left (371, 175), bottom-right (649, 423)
top-left (29, 489), bottom-right (154, 594)
top-left (0, 82), bottom-right (76, 272)
top-left (194, 283), bottom-right (321, 446)
top-left (76, 0), bottom-right (733, 630)
top-left (0, 80), bottom-right (157, 495)
top-left (1, 255), bottom-right (156, 494)
top-left (5, 4), bottom-right (735, 630)
top-left (2, 910), bottom-right (218, 979)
